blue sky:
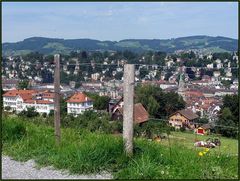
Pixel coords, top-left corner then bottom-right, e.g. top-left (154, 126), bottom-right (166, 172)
top-left (2, 2), bottom-right (238, 43)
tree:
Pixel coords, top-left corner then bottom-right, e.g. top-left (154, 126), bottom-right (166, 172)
top-left (194, 117), bottom-right (209, 124)
top-left (95, 96), bottom-right (111, 110)
top-left (49, 110), bottom-right (54, 117)
top-left (134, 119), bottom-right (170, 139)
top-left (139, 67), bottom-right (149, 79)
top-left (115, 72), bottom-right (123, 80)
top-left (42, 113), bottom-right (47, 118)
top-left (164, 72), bottom-right (173, 81)
top-left (221, 80), bottom-right (232, 89)
top-left (136, 85), bottom-right (185, 118)
top-left (60, 97), bottom-right (67, 116)
top-left (146, 96), bottom-right (160, 117)
top-left (18, 80), bottom-right (29, 90)
top-left (85, 93), bottom-right (110, 110)
top-left (19, 107), bottom-right (39, 118)
top-left (215, 94), bottom-right (239, 138)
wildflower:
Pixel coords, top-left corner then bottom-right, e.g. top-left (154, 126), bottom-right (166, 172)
top-left (161, 170), bottom-right (165, 175)
top-left (198, 152), bottom-right (203, 156)
top-left (204, 148), bottom-right (209, 152)
top-left (203, 151), bottom-right (207, 155)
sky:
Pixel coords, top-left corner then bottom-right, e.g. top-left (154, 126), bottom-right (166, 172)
top-left (2, 2), bottom-right (238, 43)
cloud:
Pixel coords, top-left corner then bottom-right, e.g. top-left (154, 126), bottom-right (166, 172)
top-left (2, 2), bottom-right (238, 42)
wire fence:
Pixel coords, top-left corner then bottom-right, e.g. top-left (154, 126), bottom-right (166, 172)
top-left (2, 58), bottom-right (239, 136)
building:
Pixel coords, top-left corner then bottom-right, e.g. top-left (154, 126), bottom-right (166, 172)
top-left (178, 73), bottom-right (186, 101)
top-left (169, 109), bottom-right (199, 129)
top-left (2, 78), bottom-right (19, 91)
top-left (111, 103), bottom-right (149, 124)
top-left (194, 124), bottom-right (211, 135)
top-left (66, 92), bottom-right (93, 115)
top-left (3, 89), bottom-right (54, 114)
top-left (109, 97), bottom-right (149, 124)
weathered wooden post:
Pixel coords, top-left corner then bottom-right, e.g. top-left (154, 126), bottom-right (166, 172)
top-left (54, 54), bottom-right (61, 144)
top-left (123, 64), bottom-right (135, 156)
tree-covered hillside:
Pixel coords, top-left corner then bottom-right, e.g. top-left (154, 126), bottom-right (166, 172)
top-left (3, 35), bottom-right (238, 56)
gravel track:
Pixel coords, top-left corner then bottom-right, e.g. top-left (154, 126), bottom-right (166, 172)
top-left (2, 156), bottom-right (113, 179)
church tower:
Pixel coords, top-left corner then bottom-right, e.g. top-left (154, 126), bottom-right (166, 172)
top-left (178, 73), bottom-right (186, 101)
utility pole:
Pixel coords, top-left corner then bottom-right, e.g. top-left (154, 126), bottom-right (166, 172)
top-left (123, 64), bottom-right (135, 156)
top-left (54, 54), bottom-right (61, 144)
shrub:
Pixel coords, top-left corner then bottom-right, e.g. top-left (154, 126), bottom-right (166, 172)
top-left (49, 110), bottom-right (54, 117)
top-left (42, 113), bottom-right (47, 118)
top-left (18, 107), bottom-right (39, 118)
top-left (111, 121), bottom-right (123, 134)
top-left (135, 119), bottom-right (171, 139)
top-left (180, 126), bottom-right (186, 132)
top-left (4, 106), bottom-right (11, 111)
top-left (2, 118), bottom-right (26, 141)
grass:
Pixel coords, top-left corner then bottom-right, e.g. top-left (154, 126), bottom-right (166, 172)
top-left (158, 131), bottom-right (238, 155)
top-left (2, 116), bottom-right (238, 179)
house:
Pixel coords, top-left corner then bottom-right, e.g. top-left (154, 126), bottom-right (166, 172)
top-left (66, 92), bottom-right (93, 115)
top-left (2, 78), bottom-right (19, 91)
top-left (3, 89), bottom-right (54, 114)
top-left (109, 97), bottom-right (149, 124)
top-left (169, 109), bottom-right (199, 129)
top-left (195, 124), bottom-right (211, 135)
top-left (111, 103), bottom-right (149, 124)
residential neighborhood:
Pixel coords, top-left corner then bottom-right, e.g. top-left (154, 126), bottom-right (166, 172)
top-left (2, 1), bottom-right (238, 180)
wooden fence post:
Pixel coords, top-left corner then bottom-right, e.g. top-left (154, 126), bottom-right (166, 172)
top-left (123, 64), bottom-right (135, 156)
top-left (54, 54), bottom-right (61, 144)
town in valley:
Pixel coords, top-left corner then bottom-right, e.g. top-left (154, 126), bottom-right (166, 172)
top-left (2, 48), bottom-right (238, 137)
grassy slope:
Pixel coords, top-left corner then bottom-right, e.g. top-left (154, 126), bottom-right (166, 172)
top-left (158, 131), bottom-right (238, 155)
top-left (2, 116), bottom-right (238, 179)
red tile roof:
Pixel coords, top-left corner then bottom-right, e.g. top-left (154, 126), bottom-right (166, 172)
top-left (66, 92), bottom-right (92, 103)
top-left (3, 90), bottom-right (37, 97)
top-left (3, 89), bottom-right (54, 104)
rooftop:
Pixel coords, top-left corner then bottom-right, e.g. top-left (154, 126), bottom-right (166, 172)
top-left (66, 92), bottom-right (92, 103)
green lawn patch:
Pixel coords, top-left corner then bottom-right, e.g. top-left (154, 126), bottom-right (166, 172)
top-left (2, 116), bottom-right (238, 179)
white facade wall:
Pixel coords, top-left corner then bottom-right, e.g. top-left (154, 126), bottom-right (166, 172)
top-left (3, 96), bottom-right (17, 111)
top-left (67, 101), bottom-right (93, 115)
top-left (24, 103), bottom-right (54, 114)
top-left (3, 95), bottom-right (54, 114)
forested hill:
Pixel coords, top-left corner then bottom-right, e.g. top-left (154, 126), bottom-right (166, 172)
top-left (3, 35), bottom-right (238, 56)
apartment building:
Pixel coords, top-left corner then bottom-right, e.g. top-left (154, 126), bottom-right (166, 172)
top-left (3, 89), bottom-right (54, 114)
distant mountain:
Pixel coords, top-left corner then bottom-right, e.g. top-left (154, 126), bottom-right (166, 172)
top-left (2, 35), bottom-right (238, 56)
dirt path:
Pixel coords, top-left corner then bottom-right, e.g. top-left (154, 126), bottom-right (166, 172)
top-left (2, 156), bottom-right (113, 179)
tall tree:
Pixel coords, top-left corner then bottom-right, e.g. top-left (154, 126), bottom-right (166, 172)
top-left (18, 80), bottom-right (29, 90)
top-left (216, 94), bottom-right (239, 138)
top-left (136, 85), bottom-right (185, 118)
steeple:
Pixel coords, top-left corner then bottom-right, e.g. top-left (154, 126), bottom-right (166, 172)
top-left (178, 73), bottom-right (186, 100)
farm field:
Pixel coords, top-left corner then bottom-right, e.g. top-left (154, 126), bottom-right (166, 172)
top-left (2, 116), bottom-right (238, 179)
top-left (157, 131), bottom-right (238, 155)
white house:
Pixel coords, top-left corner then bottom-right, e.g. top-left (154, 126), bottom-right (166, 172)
top-left (66, 92), bottom-right (93, 115)
top-left (3, 89), bottom-right (54, 114)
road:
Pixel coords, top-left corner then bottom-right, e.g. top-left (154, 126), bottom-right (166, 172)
top-left (2, 156), bottom-right (113, 179)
